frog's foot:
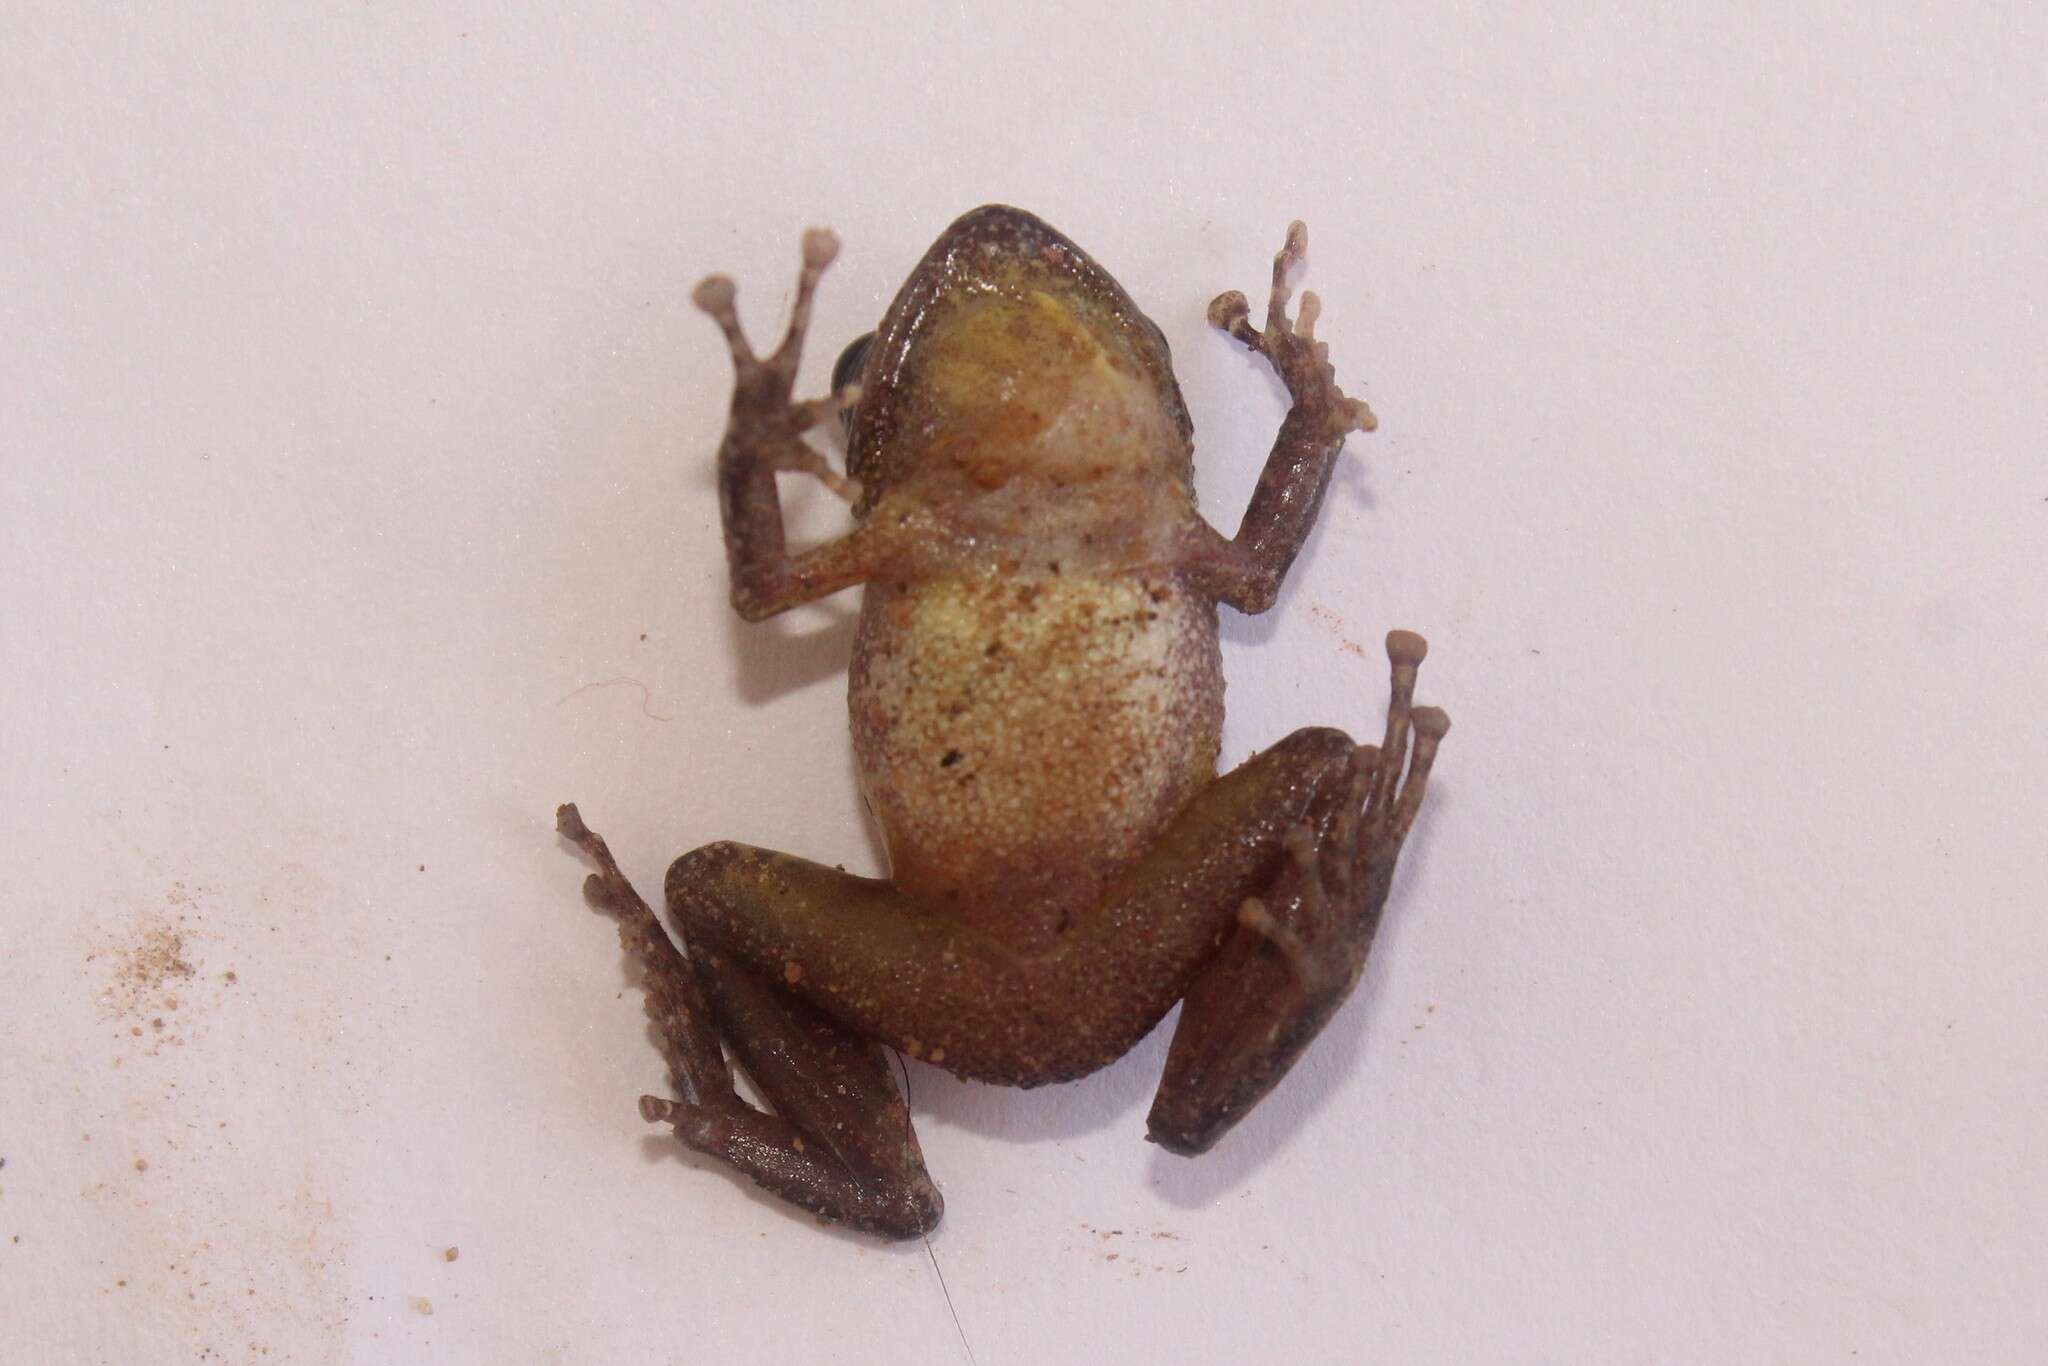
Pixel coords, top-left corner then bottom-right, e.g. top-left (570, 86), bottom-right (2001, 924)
top-left (694, 228), bottom-right (862, 502)
top-left (558, 804), bottom-right (940, 1239)
top-left (632, 944), bottom-right (943, 1239)
top-left (1359, 630), bottom-right (1451, 878)
top-left (1208, 219), bottom-right (1377, 436)
top-left (557, 803), bottom-right (731, 1107)
top-left (1270, 631), bottom-right (1448, 948)
top-left (1146, 630), bottom-right (1447, 1155)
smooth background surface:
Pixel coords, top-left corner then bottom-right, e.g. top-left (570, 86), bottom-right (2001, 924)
top-left (4, 4), bottom-right (2043, 1362)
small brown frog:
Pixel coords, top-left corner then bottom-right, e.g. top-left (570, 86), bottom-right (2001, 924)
top-left (560, 206), bottom-right (1447, 1237)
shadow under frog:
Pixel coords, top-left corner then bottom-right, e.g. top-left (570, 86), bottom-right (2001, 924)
top-left (560, 206), bottom-right (1448, 1238)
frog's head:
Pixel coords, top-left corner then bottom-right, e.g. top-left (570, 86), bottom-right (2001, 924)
top-left (840, 206), bottom-right (1194, 515)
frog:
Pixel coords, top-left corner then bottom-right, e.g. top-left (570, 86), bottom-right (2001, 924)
top-left (558, 205), bottom-right (1448, 1238)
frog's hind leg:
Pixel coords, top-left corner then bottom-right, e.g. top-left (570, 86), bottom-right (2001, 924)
top-left (556, 805), bottom-right (941, 1239)
top-left (667, 726), bottom-right (1362, 1090)
top-left (1146, 630), bottom-right (1450, 1155)
top-left (557, 805), bottom-right (731, 1106)
top-left (645, 956), bottom-right (943, 1239)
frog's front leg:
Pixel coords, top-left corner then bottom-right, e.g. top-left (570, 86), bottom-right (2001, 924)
top-left (694, 229), bottom-right (879, 620)
top-left (1148, 630), bottom-right (1449, 1153)
top-left (1185, 220), bottom-right (1381, 614)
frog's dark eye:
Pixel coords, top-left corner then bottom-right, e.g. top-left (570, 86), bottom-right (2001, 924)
top-left (832, 332), bottom-right (875, 394)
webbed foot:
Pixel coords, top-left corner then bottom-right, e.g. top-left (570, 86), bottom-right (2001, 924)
top-left (558, 804), bottom-right (940, 1239)
top-left (1147, 630), bottom-right (1448, 1154)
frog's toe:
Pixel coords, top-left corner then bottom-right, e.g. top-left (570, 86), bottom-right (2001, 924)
top-left (1208, 288), bottom-right (1259, 345)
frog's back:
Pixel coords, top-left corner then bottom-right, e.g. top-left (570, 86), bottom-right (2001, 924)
top-left (850, 569), bottom-right (1222, 946)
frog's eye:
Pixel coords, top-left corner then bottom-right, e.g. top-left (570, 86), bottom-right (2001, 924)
top-left (832, 331), bottom-right (875, 394)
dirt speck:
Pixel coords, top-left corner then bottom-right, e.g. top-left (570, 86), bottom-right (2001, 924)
top-left (92, 898), bottom-right (229, 1056)
top-left (410, 1296), bottom-right (434, 1316)
top-left (105, 916), bottom-right (195, 1005)
top-left (443, 1246), bottom-right (459, 1263)
top-left (135, 1158), bottom-right (149, 1172)
top-left (1309, 603), bottom-right (1373, 661)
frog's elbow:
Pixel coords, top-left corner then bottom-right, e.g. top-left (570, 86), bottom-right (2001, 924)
top-left (1180, 528), bottom-right (1285, 615)
top-left (1228, 569), bottom-right (1283, 616)
top-left (1200, 561), bottom-right (1283, 616)
top-left (729, 571), bottom-right (786, 622)
top-left (730, 585), bottom-right (780, 622)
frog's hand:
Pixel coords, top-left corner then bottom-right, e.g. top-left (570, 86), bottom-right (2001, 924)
top-left (1207, 219), bottom-right (1377, 434)
top-left (1147, 630), bottom-right (1448, 1156)
top-left (695, 230), bottom-right (879, 621)
top-left (1185, 221), bottom-right (1378, 615)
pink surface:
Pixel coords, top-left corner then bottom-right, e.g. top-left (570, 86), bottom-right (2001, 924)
top-left (4, 5), bottom-right (2043, 1362)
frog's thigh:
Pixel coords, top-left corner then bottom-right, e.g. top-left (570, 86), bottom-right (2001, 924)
top-left (667, 726), bottom-right (1357, 1087)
